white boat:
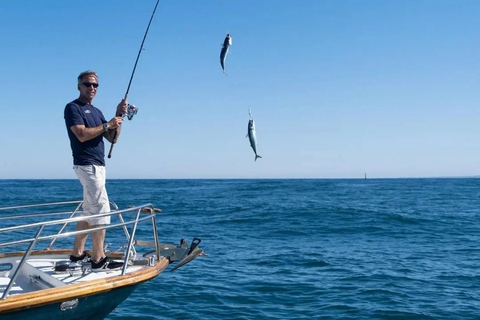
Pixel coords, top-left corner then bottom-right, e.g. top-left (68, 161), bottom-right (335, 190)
top-left (0, 201), bottom-right (206, 319)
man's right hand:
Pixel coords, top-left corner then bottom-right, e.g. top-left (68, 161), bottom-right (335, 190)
top-left (108, 116), bottom-right (123, 130)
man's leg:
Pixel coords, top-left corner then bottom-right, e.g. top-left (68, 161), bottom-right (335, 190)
top-left (81, 165), bottom-right (110, 262)
top-left (72, 166), bottom-right (93, 257)
top-left (91, 227), bottom-right (106, 262)
top-left (72, 220), bottom-right (90, 257)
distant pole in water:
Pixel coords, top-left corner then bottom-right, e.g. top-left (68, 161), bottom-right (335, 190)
top-left (365, 173), bottom-right (367, 180)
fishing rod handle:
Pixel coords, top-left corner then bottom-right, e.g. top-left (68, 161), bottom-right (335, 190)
top-left (107, 94), bottom-right (128, 159)
top-left (107, 133), bottom-right (117, 159)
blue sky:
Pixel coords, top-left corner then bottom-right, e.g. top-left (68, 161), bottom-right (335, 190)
top-left (1, 1), bottom-right (479, 179)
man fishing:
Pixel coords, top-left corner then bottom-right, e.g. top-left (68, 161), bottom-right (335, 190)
top-left (64, 70), bottom-right (127, 271)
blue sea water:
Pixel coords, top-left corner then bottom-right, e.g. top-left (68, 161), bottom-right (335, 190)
top-left (1, 178), bottom-right (480, 319)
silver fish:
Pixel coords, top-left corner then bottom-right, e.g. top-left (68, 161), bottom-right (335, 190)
top-left (220, 34), bottom-right (232, 75)
top-left (247, 118), bottom-right (262, 161)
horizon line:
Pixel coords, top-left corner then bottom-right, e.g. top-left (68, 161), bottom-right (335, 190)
top-left (1, 176), bottom-right (479, 180)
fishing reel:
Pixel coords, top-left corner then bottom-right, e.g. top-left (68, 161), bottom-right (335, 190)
top-left (124, 104), bottom-right (138, 120)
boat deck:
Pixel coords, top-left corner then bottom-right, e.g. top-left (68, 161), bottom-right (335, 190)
top-left (0, 254), bottom-right (148, 297)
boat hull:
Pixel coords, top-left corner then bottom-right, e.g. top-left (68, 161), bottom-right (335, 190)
top-left (0, 284), bottom-right (138, 320)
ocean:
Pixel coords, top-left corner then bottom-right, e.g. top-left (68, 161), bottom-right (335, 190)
top-left (1, 178), bottom-right (480, 319)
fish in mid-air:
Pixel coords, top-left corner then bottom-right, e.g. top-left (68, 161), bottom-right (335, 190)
top-left (246, 110), bottom-right (262, 161)
top-left (220, 34), bottom-right (232, 75)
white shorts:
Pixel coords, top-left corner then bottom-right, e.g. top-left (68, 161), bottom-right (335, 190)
top-left (73, 165), bottom-right (111, 225)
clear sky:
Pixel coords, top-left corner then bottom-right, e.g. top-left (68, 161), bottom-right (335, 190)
top-left (1, 1), bottom-right (479, 179)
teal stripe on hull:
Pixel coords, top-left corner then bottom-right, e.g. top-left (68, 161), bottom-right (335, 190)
top-left (0, 284), bottom-right (138, 320)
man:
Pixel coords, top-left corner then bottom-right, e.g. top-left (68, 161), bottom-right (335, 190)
top-left (64, 70), bottom-right (127, 271)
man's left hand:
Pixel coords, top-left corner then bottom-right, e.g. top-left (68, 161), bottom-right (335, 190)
top-left (116, 99), bottom-right (128, 117)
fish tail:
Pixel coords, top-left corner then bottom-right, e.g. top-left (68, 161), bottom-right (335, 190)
top-left (255, 155), bottom-right (262, 161)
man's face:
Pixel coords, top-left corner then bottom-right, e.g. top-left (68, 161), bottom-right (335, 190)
top-left (78, 75), bottom-right (98, 101)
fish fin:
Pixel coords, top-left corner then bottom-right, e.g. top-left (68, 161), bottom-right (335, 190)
top-left (255, 155), bottom-right (262, 161)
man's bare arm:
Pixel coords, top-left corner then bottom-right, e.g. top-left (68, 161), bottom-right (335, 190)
top-left (70, 116), bottom-right (123, 143)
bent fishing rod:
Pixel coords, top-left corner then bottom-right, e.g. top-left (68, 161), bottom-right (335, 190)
top-left (108, 0), bottom-right (160, 158)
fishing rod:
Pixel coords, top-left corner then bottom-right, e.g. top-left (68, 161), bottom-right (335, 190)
top-left (108, 0), bottom-right (161, 159)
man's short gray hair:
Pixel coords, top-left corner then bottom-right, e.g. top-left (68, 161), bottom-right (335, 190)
top-left (77, 70), bottom-right (99, 85)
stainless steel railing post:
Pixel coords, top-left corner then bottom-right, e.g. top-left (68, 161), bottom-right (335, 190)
top-left (2, 225), bottom-right (44, 299)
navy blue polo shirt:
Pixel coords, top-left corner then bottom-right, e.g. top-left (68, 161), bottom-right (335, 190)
top-left (64, 99), bottom-right (107, 166)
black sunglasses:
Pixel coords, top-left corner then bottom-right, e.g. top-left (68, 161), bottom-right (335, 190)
top-left (82, 82), bottom-right (99, 88)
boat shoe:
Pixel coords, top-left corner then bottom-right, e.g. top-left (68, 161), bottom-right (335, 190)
top-left (69, 251), bottom-right (91, 263)
top-left (91, 256), bottom-right (124, 272)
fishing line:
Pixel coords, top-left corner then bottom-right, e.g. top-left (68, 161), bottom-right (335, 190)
top-left (108, 0), bottom-right (161, 159)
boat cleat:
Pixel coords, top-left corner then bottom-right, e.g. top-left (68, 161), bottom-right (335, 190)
top-left (53, 260), bottom-right (90, 276)
top-left (53, 261), bottom-right (80, 275)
